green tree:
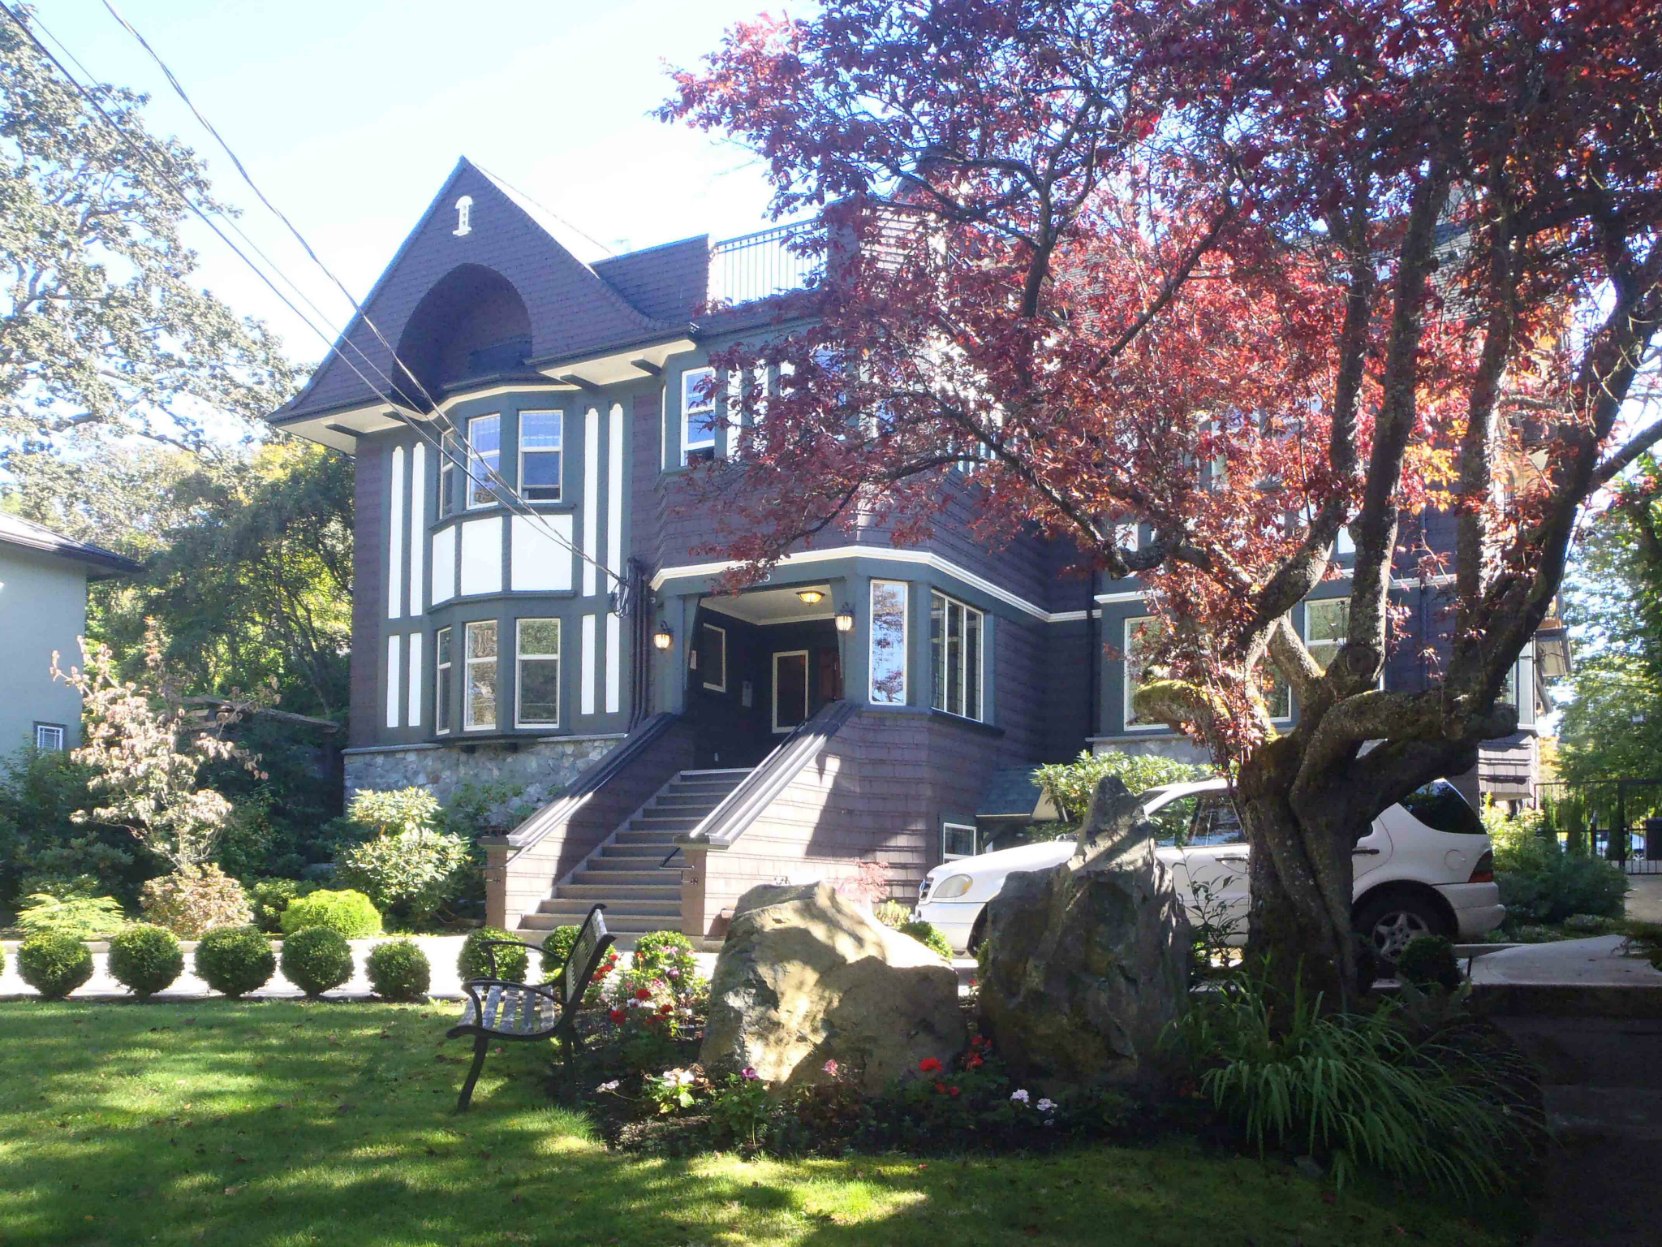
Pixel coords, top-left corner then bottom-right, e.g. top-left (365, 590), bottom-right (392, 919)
top-left (1557, 460), bottom-right (1662, 782)
top-left (0, 13), bottom-right (295, 459)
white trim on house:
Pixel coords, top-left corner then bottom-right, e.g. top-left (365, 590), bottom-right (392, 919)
top-left (580, 613), bottom-right (597, 716)
top-left (385, 634), bottom-right (402, 730)
top-left (407, 442), bottom-right (427, 614)
top-left (653, 547), bottom-right (1083, 623)
top-left (387, 446), bottom-right (405, 620)
top-left (1095, 572), bottom-right (1459, 608)
top-left (605, 612), bottom-right (622, 716)
top-left (701, 622), bottom-right (728, 692)
top-left (606, 401), bottom-right (624, 583)
top-left (582, 405), bottom-right (600, 598)
top-left (406, 631), bottom-right (423, 729)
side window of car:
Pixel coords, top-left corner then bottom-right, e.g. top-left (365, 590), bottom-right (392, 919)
top-left (1148, 794), bottom-right (1199, 847)
top-left (1188, 796), bottom-right (1246, 848)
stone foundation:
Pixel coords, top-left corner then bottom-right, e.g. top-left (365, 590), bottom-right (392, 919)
top-left (343, 735), bottom-right (624, 809)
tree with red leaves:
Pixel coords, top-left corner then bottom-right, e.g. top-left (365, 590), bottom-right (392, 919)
top-left (663, 0), bottom-right (1662, 1005)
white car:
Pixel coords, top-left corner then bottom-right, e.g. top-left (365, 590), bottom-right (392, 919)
top-left (915, 778), bottom-right (1504, 961)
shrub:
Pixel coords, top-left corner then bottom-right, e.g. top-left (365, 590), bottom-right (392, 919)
top-left (280, 889), bottom-right (382, 939)
top-left (107, 924), bottom-right (184, 997)
top-left (249, 878), bottom-right (319, 933)
top-left (367, 939), bottom-right (431, 1002)
top-left (633, 930), bottom-right (698, 980)
top-left (195, 926), bottom-right (276, 997)
top-left (17, 932), bottom-right (93, 1000)
top-left (872, 899), bottom-right (911, 928)
top-left (16, 890), bottom-right (126, 940)
top-left (139, 865), bottom-right (254, 938)
top-left (1395, 935), bottom-right (1462, 992)
top-left (1166, 970), bottom-right (1537, 1195)
top-left (1495, 833), bottom-right (1628, 925)
top-left (459, 927), bottom-right (526, 981)
top-left (539, 924), bottom-right (581, 979)
top-left (898, 919), bottom-right (954, 959)
top-left (1034, 749), bottom-right (1208, 825)
top-left (281, 927), bottom-right (354, 997)
top-left (345, 787), bottom-right (442, 837)
top-left (334, 828), bottom-right (468, 927)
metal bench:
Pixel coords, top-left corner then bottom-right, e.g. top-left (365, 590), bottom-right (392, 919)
top-left (446, 903), bottom-right (614, 1111)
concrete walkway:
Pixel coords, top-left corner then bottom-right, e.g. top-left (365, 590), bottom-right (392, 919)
top-left (1471, 934), bottom-right (1662, 1018)
top-left (1623, 873), bottom-right (1662, 924)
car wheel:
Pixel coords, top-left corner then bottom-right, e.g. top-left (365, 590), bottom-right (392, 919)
top-left (1353, 891), bottom-right (1451, 965)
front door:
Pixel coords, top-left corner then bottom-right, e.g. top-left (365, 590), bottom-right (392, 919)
top-left (772, 650), bottom-right (810, 733)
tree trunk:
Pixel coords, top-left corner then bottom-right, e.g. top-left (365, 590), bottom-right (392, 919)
top-left (1233, 741), bottom-right (1360, 1010)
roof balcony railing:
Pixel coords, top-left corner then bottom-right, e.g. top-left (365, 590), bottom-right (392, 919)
top-left (708, 218), bottom-right (823, 306)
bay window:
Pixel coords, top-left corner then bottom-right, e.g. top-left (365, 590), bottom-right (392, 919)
top-left (519, 411), bottom-right (563, 502)
top-left (464, 620), bottom-right (497, 730)
top-left (516, 618), bottom-right (561, 727)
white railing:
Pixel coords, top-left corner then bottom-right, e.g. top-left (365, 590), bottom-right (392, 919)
top-left (708, 219), bottom-right (823, 306)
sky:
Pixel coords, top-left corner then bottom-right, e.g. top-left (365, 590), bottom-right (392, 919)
top-left (39, 0), bottom-right (797, 369)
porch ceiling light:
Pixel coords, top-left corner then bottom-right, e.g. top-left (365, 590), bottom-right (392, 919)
top-left (834, 603), bottom-right (855, 633)
top-left (653, 620), bottom-right (674, 651)
top-left (796, 588), bottom-right (827, 606)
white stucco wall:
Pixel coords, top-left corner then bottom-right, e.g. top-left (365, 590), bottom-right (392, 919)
top-left (0, 546), bottom-right (89, 753)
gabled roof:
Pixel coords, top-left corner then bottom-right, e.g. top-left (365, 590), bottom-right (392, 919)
top-left (271, 158), bottom-right (708, 428)
top-left (0, 513), bottom-right (139, 578)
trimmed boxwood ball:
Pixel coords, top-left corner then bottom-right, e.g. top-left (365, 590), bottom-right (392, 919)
top-left (538, 924), bottom-right (581, 979)
top-left (195, 926), bottom-right (276, 998)
top-left (279, 889), bottom-right (382, 940)
top-left (366, 939), bottom-right (431, 1002)
top-left (17, 932), bottom-right (94, 1000)
top-left (458, 927), bottom-right (526, 981)
top-left (281, 927), bottom-right (354, 998)
top-left (898, 919), bottom-right (954, 960)
top-left (107, 924), bottom-right (185, 998)
top-left (1395, 934), bottom-right (1463, 992)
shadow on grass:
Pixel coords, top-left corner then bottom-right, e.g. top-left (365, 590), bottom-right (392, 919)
top-left (0, 1001), bottom-right (1515, 1247)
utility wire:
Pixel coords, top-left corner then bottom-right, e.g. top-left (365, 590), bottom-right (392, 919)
top-left (94, 0), bottom-right (626, 593)
top-left (12, 2), bottom-right (624, 593)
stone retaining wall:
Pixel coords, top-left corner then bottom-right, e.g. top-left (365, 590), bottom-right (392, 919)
top-left (343, 736), bottom-right (624, 806)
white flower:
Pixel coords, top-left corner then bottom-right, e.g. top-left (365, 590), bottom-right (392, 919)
top-left (596, 1080), bottom-right (620, 1093)
top-left (1036, 1097), bottom-right (1056, 1114)
top-left (1009, 1089), bottom-right (1030, 1104)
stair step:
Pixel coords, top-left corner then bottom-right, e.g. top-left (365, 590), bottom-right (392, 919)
top-left (615, 826), bottom-right (691, 842)
top-left (678, 768), bottom-right (752, 779)
top-left (521, 911), bottom-right (682, 932)
top-left (556, 882), bottom-right (682, 900)
top-left (651, 795), bottom-right (729, 811)
top-left (596, 842), bottom-right (675, 858)
top-left (533, 898), bottom-right (682, 919)
top-left (567, 868), bottom-right (678, 885)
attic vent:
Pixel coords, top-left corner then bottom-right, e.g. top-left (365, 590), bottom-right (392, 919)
top-left (453, 195), bottom-right (473, 237)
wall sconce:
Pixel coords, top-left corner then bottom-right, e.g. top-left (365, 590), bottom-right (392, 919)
top-left (652, 620), bottom-right (674, 651)
top-left (834, 603), bottom-right (855, 633)
top-left (796, 587), bottom-right (826, 606)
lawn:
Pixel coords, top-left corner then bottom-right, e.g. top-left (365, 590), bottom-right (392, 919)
top-left (0, 1002), bottom-right (1516, 1247)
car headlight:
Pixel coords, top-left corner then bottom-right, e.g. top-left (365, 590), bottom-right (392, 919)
top-left (930, 873), bottom-right (974, 900)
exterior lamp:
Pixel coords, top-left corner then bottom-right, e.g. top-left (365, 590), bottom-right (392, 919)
top-left (834, 603), bottom-right (855, 633)
top-left (796, 587), bottom-right (827, 606)
top-left (653, 621), bottom-right (674, 651)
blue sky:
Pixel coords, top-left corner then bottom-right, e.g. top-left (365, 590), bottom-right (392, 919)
top-left (43, 0), bottom-right (794, 367)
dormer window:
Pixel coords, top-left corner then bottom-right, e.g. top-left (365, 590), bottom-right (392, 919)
top-left (453, 195), bottom-right (473, 237)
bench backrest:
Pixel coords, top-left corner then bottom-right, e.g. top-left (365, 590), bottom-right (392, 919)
top-left (555, 904), bottom-right (613, 1010)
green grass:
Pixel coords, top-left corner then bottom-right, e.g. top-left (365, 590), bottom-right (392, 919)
top-left (0, 1002), bottom-right (1516, 1247)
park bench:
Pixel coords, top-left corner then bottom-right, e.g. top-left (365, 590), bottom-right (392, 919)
top-left (446, 903), bottom-right (614, 1111)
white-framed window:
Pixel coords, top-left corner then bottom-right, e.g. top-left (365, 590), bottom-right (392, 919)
top-left (453, 195), bottom-right (473, 236)
top-left (701, 622), bottom-right (727, 692)
top-left (434, 627), bottom-right (452, 734)
top-left (439, 431), bottom-right (461, 517)
top-left (943, 821), bottom-right (978, 860)
top-left (466, 413), bottom-right (501, 508)
top-left (1303, 598), bottom-right (1349, 672)
top-left (869, 579), bottom-right (908, 705)
top-left (464, 619), bottom-right (498, 730)
top-left (930, 590), bottom-right (984, 721)
top-left (518, 410), bottom-right (563, 502)
top-left (1123, 614), bottom-right (1168, 730)
top-left (516, 618), bottom-right (561, 727)
top-left (681, 367), bottom-right (716, 464)
top-left (33, 723), bottom-right (66, 751)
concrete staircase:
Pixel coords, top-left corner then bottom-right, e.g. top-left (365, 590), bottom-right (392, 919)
top-left (518, 768), bottom-right (751, 938)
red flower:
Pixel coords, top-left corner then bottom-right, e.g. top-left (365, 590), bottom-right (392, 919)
top-left (948, 1086), bottom-right (961, 1098)
top-left (933, 1081), bottom-right (948, 1095)
top-left (658, 1003), bottom-right (674, 1015)
top-left (635, 988), bottom-right (652, 1001)
top-left (966, 1054), bottom-right (984, 1069)
top-left (918, 1057), bottom-right (942, 1074)
top-left (970, 1035), bottom-right (986, 1049)
top-left (608, 1008), bottom-right (626, 1024)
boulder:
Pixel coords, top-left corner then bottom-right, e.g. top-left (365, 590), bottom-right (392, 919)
top-left (700, 881), bottom-right (965, 1090)
top-left (979, 775), bottom-right (1191, 1091)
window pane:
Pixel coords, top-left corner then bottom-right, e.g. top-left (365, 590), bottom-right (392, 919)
top-left (519, 618), bottom-right (559, 657)
top-left (1124, 615), bottom-right (1167, 727)
top-left (964, 605), bottom-right (983, 720)
top-left (436, 627), bottom-right (452, 665)
top-left (435, 628), bottom-right (452, 732)
top-left (683, 368), bottom-right (716, 463)
top-left (1305, 599), bottom-right (1348, 644)
top-left (946, 598), bottom-right (964, 716)
top-left (467, 414), bottom-right (501, 506)
top-left (520, 411), bottom-right (562, 449)
top-left (467, 665), bottom-right (497, 729)
top-left (929, 593), bottom-right (945, 712)
top-left (870, 580), bottom-right (908, 704)
top-left (467, 621), bottom-right (497, 659)
top-left (519, 658), bottom-right (559, 725)
top-left (701, 624), bottom-right (726, 691)
top-left (522, 451), bottom-right (561, 499)
top-left (943, 823), bottom-right (977, 858)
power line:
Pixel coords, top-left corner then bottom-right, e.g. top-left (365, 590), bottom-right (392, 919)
top-left (10, 2), bottom-right (624, 594)
top-left (93, 0), bottom-right (626, 593)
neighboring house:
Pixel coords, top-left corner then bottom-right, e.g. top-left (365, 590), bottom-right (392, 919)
top-left (269, 158), bottom-right (1557, 940)
top-left (0, 514), bottom-right (138, 755)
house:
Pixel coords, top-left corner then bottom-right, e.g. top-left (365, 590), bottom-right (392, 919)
top-left (0, 514), bottom-right (138, 754)
top-left (269, 158), bottom-right (1554, 940)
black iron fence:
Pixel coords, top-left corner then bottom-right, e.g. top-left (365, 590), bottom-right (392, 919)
top-left (1536, 777), bottom-right (1662, 876)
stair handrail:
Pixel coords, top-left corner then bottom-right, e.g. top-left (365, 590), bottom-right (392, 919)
top-left (497, 713), bottom-right (682, 852)
top-left (676, 700), bottom-right (859, 854)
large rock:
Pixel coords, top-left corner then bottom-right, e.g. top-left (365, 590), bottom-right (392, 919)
top-left (979, 775), bottom-right (1191, 1091)
top-left (700, 881), bottom-right (966, 1090)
